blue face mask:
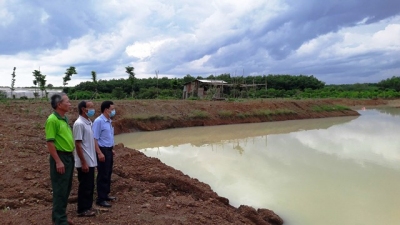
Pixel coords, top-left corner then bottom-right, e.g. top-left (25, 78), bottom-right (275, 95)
top-left (86, 109), bottom-right (95, 117)
top-left (110, 109), bottom-right (116, 118)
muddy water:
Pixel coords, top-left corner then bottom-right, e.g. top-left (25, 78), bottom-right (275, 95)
top-left (115, 108), bottom-right (400, 225)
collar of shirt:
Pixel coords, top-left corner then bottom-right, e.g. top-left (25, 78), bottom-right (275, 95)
top-left (100, 114), bottom-right (112, 123)
top-left (79, 115), bottom-right (92, 125)
top-left (53, 111), bottom-right (68, 123)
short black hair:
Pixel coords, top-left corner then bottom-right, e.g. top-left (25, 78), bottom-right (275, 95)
top-left (78, 101), bottom-right (87, 115)
top-left (101, 101), bottom-right (114, 113)
top-left (50, 93), bottom-right (66, 109)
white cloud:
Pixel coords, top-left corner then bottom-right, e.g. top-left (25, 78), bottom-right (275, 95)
top-left (372, 24), bottom-right (400, 48)
top-left (0, 8), bottom-right (14, 27)
top-left (290, 16), bottom-right (400, 79)
top-left (125, 40), bottom-right (170, 60)
top-left (40, 10), bottom-right (50, 23)
top-left (1, 0), bottom-right (400, 87)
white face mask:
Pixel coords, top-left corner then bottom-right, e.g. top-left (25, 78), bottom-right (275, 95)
top-left (86, 109), bottom-right (95, 117)
top-left (110, 109), bottom-right (116, 117)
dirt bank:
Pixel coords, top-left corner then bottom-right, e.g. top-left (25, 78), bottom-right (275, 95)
top-left (0, 98), bottom-right (391, 225)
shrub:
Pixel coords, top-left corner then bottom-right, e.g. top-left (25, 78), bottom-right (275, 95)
top-left (0, 90), bottom-right (6, 99)
top-left (132, 114), bottom-right (166, 121)
top-left (189, 110), bottom-right (209, 119)
top-left (274, 109), bottom-right (296, 115)
top-left (252, 109), bottom-right (273, 116)
top-left (237, 112), bottom-right (251, 118)
top-left (69, 91), bottom-right (92, 100)
top-left (251, 108), bottom-right (296, 117)
top-left (218, 110), bottom-right (234, 118)
top-left (112, 87), bottom-right (126, 99)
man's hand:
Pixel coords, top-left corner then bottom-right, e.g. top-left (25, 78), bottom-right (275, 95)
top-left (56, 161), bottom-right (65, 174)
top-left (98, 152), bottom-right (105, 162)
top-left (81, 162), bottom-right (89, 173)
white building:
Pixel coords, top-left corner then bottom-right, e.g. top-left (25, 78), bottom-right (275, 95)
top-left (0, 88), bottom-right (62, 99)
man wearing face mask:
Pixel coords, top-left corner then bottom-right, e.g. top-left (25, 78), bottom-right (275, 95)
top-left (73, 101), bottom-right (105, 216)
top-left (92, 101), bottom-right (116, 208)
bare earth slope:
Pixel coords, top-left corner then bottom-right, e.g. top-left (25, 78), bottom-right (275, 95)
top-left (0, 98), bottom-right (390, 225)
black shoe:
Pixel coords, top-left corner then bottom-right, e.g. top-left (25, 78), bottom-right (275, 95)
top-left (96, 201), bottom-right (112, 208)
top-left (106, 196), bottom-right (117, 201)
top-left (77, 209), bottom-right (96, 217)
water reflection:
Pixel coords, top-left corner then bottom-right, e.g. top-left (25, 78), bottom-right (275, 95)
top-left (376, 106), bottom-right (400, 116)
top-left (117, 116), bottom-right (357, 150)
top-left (115, 110), bottom-right (400, 225)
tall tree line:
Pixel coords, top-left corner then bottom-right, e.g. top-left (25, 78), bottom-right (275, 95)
top-left (62, 74), bottom-right (325, 99)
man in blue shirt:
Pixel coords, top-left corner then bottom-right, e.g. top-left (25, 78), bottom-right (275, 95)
top-left (92, 101), bottom-right (116, 207)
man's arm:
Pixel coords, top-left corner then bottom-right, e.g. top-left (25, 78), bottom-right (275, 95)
top-left (75, 140), bottom-right (89, 172)
top-left (92, 119), bottom-right (105, 162)
top-left (94, 139), bottom-right (105, 162)
top-left (47, 141), bottom-right (65, 174)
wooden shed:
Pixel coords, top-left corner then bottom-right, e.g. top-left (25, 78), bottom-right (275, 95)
top-left (182, 79), bottom-right (228, 99)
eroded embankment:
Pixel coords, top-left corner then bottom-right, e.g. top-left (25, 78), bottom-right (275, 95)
top-left (112, 99), bottom-right (366, 133)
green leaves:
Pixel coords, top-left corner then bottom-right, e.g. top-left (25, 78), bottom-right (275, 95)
top-left (63, 66), bottom-right (77, 86)
top-left (125, 66), bottom-right (135, 97)
top-left (32, 70), bottom-right (47, 98)
top-left (10, 67), bottom-right (16, 94)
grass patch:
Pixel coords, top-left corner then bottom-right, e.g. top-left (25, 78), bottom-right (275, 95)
top-left (251, 108), bottom-right (296, 117)
top-left (218, 110), bottom-right (234, 118)
top-left (189, 110), bottom-right (209, 119)
top-left (312, 105), bottom-right (350, 112)
top-left (252, 109), bottom-right (274, 116)
top-left (131, 114), bottom-right (167, 121)
top-left (274, 108), bottom-right (296, 115)
top-left (237, 112), bottom-right (251, 118)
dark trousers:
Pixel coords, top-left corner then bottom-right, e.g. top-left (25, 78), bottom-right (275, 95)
top-left (50, 154), bottom-right (74, 225)
top-left (77, 167), bottom-right (95, 213)
top-left (97, 147), bottom-right (113, 202)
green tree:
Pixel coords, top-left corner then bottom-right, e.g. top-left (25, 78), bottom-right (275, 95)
top-left (183, 74), bottom-right (195, 84)
top-left (0, 90), bottom-right (7, 99)
top-left (32, 70), bottom-right (41, 98)
top-left (63, 66), bottom-right (77, 87)
top-left (112, 87), bottom-right (125, 99)
top-left (377, 76), bottom-right (400, 91)
top-left (10, 67), bottom-right (16, 99)
top-left (170, 78), bottom-right (181, 98)
top-left (125, 66), bottom-right (135, 98)
top-left (91, 71), bottom-right (98, 99)
top-left (38, 74), bottom-right (47, 98)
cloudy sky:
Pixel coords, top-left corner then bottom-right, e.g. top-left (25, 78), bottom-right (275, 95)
top-left (1, 0), bottom-right (400, 87)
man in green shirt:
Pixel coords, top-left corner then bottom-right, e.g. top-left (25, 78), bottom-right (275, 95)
top-left (45, 93), bottom-right (75, 225)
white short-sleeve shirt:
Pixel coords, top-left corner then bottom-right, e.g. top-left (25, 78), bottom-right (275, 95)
top-left (73, 115), bottom-right (97, 167)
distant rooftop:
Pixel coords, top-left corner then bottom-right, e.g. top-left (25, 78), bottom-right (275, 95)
top-left (197, 79), bottom-right (227, 84)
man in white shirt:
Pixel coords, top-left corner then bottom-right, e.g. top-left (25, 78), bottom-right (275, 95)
top-left (73, 101), bottom-right (105, 217)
